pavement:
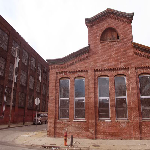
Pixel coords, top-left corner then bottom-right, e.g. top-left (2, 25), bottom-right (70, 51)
top-left (1, 123), bottom-right (150, 149)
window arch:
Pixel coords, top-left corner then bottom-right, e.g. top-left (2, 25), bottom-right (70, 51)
top-left (100, 27), bottom-right (119, 42)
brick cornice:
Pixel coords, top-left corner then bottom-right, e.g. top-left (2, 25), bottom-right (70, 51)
top-left (85, 8), bottom-right (134, 27)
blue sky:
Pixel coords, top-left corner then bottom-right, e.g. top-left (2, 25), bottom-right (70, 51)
top-left (0, 0), bottom-right (150, 60)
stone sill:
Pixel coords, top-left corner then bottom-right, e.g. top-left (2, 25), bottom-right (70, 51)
top-left (99, 119), bottom-right (111, 122)
top-left (73, 120), bottom-right (86, 122)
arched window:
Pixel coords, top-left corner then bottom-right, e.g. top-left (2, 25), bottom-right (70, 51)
top-left (74, 77), bottom-right (85, 119)
top-left (100, 27), bottom-right (119, 42)
top-left (98, 77), bottom-right (109, 119)
top-left (115, 76), bottom-right (127, 119)
top-left (59, 78), bottom-right (70, 119)
top-left (139, 75), bottom-right (150, 119)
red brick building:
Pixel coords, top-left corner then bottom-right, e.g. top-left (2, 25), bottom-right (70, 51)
top-left (47, 8), bottom-right (150, 139)
top-left (0, 15), bottom-right (49, 124)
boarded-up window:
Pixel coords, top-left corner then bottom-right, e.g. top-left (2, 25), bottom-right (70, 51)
top-left (100, 28), bottom-right (119, 41)
top-left (0, 28), bottom-right (8, 51)
top-left (59, 79), bottom-right (69, 119)
top-left (74, 78), bottom-right (85, 119)
top-left (0, 57), bottom-right (6, 76)
top-left (22, 49), bottom-right (28, 65)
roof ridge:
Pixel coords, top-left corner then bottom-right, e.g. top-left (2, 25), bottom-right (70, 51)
top-left (85, 8), bottom-right (134, 26)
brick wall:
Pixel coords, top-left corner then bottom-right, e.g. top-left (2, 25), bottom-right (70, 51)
top-left (47, 10), bottom-right (150, 139)
top-left (0, 15), bottom-right (49, 124)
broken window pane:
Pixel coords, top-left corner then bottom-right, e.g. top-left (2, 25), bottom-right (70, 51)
top-left (29, 76), bottom-right (34, 90)
top-left (30, 57), bottom-right (35, 70)
top-left (36, 81), bottom-right (40, 93)
top-left (0, 28), bottom-right (8, 51)
top-left (28, 95), bottom-right (34, 109)
top-left (20, 70), bottom-right (27, 86)
top-left (41, 100), bottom-right (46, 112)
top-left (18, 92), bottom-right (25, 108)
top-left (75, 109), bottom-right (85, 119)
top-left (0, 57), bottom-right (5, 76)
top-left (22, 49), bottom-right (28, 65)
top-left (8, 63), bottom-right (14, 80)
top-left (59, 79), bottom-right (69, 119)
top-left (11, 41), bottom-right (20, 57)
top-left (42, 84), bottom-right (46, 95)
top-left (139, 75), bottom-right (150, 119)
top-left (115, 76), bottom-right (127, 119)
top-left (5, 87), bottom-right (16, 106)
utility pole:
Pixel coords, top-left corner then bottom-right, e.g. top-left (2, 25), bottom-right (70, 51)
top-left (8, 47), bottom-right (19, 127)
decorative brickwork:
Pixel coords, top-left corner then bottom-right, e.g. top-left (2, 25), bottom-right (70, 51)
top-left (0, 28), bottom-right (8, 51)
top-left (0, 57), bottom-right (5, 76)
top-left (47, 9), bottom-right (150, 140)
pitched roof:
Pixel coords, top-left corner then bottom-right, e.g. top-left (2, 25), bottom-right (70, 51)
top-left (85, 8), bottom-right (134, 26)
top-left (132, 42), bottom-right (150, 54)
top-left (46, 46), bottom-right (89, 65)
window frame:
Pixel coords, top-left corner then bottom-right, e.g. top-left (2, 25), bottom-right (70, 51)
top-left (139, 74), bottom-right (150, 119)
top-left (98, 76), bottom-right (110, 120)
top-left (74, 77), bottom-right (85, 119)
top-left (115, 75), bottom-right (128, 119)
top-left (59, 78), bottom-right (70, 119)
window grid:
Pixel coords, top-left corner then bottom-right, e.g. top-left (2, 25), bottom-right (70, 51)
top-left (139, 75), bottom-right (150, 119)
top-left (74, 78), bottom-right (85, 119)
top-left (59, 79), bottom-right (70, 119)
top-left (115, 76), bottom-right (128, 119)
top-left (98, 77), bottom-right (110, 119)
